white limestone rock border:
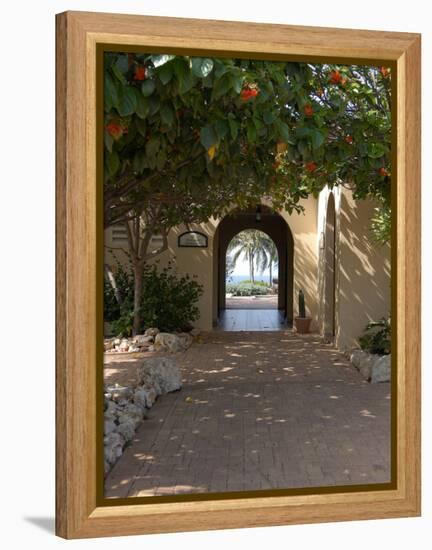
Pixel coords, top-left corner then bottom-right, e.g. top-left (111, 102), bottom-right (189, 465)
top-left (103, 356), bottom-right (182, 475)
top-left (350, 349), bottom-right (391, 383)
top-left (104, 328), bottom-right (196, 354)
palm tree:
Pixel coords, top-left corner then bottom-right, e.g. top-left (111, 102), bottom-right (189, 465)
top-left (227, 230), bottom-right (276, 284)
top-left (257, 236), bottom-right (279, 285)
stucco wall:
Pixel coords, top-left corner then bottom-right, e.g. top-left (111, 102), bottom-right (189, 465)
top-left (104, 198), bottom-right (321, 333)
top-left (317, 187), bottom-right (391, 351)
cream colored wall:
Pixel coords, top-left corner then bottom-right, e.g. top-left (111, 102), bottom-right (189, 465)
top-left (104, 200), bottom-right (321, 332)
top-left (317, 187), bottom-right (391, 351)
top-left (276, 197), bottom-right (319, 331)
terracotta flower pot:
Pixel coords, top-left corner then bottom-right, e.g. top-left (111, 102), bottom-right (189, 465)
top-left (294, 317), bottom-right (312, 334)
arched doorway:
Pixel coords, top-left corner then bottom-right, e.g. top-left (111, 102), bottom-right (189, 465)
top-left (226, 229), bottom-right (279, 309)
top-left (324, 193), bottom-right (336, 338)
top-left (214, 206), bottom-right (294, 328)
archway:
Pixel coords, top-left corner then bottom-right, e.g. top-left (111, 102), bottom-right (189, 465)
top-left (324, 193), bottom-right (336, 338)
top-left (226, 229), bottom-right (279, 310)
top-left (214, 206), bottom-right (294, 327)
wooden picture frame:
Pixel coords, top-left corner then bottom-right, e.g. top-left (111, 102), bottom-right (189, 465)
top-left (56, 11), bottom-right (421, 539)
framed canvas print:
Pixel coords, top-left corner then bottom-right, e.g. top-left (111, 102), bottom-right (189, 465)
top-left (55, 11), bottom-right (421, 539)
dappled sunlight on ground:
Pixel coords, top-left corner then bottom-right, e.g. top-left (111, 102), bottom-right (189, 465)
top-left (105, 330), bottom-right (391, 499)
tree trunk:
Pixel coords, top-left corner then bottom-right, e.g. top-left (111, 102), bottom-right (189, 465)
top-left (251, 253), bottom-right (255, 283)
top-left (132, 263), bottom-right (144, 336)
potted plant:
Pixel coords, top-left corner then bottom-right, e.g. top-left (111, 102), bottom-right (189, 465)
top-left (294, 289), bottom-right (312, 334)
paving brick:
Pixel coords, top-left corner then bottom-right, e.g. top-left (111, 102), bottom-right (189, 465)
top-left (104, 331), bottom-right (391, 499)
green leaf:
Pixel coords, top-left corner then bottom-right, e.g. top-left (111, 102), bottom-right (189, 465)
top-left (111, 63), bottom-right (127, 84)
top-left (191, 57), bottom-right (214, 78)
top-left (228, 118), bottom-right (239, 140)
top-left (275, 120), bottom-right (290, 142)
top-left (230, 74), bottom-right (244, 94)
top-left (150, 54), bottom-right (176, 68)
top-left (135, 118), bottom-right (147, 137)
top-left (105, 150), bottom-right (119, 177)
top-left (212, 75), bottom-right (232, 99)
top-left (104, 131), bottom-right (113, 153)
top-left (115, 54), bottom-right (129, 75)
top-left (135, 94), bottom-right (150, 119)
top-left (146, 137), bottom-right (160, 158)
top-left (133, 151), bottom-right (146, 173)
top-left (160, 103), bottom-right (175, 126)
top-left (104, 73), bottom-right (118, 110)
top-left (158, 63), bottom-right (173, 85)
top-left (141, 79), bottom-right (156, 97)
top-left (263, 111), bottom-right (275, 124)
top-left (367, 142), bottom-right (387, 159)
top-left (156, 149), bottom-right (167, 170)
top-left (311, 129), bottom-right (325, 150)
top-left (247, 120), bottom-right (257, 142)
top-left (117, 87), bottom-right (137, 116)
top-left (200, 125), bottom-right (218, 149)
top-left (215, 119), bottom-right (229, 139)
top-left (148, 96), bottom-right (160, 115)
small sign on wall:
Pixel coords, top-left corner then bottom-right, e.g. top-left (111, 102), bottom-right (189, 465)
top-left (178, 231), bottom-right (208, 248)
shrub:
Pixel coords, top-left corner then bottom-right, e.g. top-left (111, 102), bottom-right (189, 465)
top-left (225, 282), bottom-right (272, 296)
top-left (238, 280), bottom-right (270, 287)
top-left (104, 260), bottom-right (203, 335)
top-left (140, 263), bottom-right (203, 332)
top-left (358, 316), bottom-right (391, 355)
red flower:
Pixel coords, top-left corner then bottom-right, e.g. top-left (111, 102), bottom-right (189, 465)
top-left (329, 70), bottom-right (342, 85)
top-left (133, 66), bottom-right (147, 81)
top-left (380, 66), bottom-right (390, 78)
top-left (106, 122), bottom-right (124, 140)
top-left (378, 167), bottom-right (389, 177)
top-left (305, 162), bottom-right (317, 173)
top-left (304, 103), bottom-right (314, 117)
top-left (345, 135), bottom-right (354, 144)
top-left (240, 85), bottom-right (259, 101)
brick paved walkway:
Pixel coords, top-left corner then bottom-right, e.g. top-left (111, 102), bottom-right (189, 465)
top-left (105, 331), bottom-right (391, 498)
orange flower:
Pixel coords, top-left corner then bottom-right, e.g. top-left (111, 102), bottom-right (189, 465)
top-left (345, 135), bottom-right (354, 144)
top-left (380, 66), bottom-right (390, 78)
top-left (240, 89), bottom-right (251, 101)
top-left (329, 70), bottom-right (342, 85)
top-left (133, 66), bottom-right (147, 81)
top-left (378, 167), bottom-right (389, 177)
top-left (106, 122), bottom-right (124, 140)
top-left (305, 161), bottom-right (317, 173)
top-left (240, 85), bottom-right (259, 101)
top-left (304, 103), bottom-right (314, 117)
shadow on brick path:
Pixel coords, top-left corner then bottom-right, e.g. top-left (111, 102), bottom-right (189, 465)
top-left (105, 331), bottom-right (391, 499)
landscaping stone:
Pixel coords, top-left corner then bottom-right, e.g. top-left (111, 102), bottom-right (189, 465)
top-left (371, 354), bottom-right (391, 383)
top-left (116, 419), bottom-right (136, 442)
top-left (133, 334), bottom-right (154, 346)
top-left (104, 432), bottom-right (125, 466)
top-left (350, 349), bottom-right (391, 383)
top-left (119, 338), bottom-right (130, 352)
top-left (138, 356), bottom-right (182, 393)
top-left (145, 327), bottom-right (160, 337)
top-left (154, 332), bottom-right (184, 352)
top-left (105, 384), bottom-right (134, 401)
top-left (103, 353), bottom-right (183, 475)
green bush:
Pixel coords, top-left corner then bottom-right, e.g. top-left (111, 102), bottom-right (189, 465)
top-left (358, 316), bottom-right (391, 355)
top-left (104, 260), bottom-right (203, 335)
top-left (238, 280), bottom-right (270, 287)
top-left (226, 282), bottom-right (272, 296)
